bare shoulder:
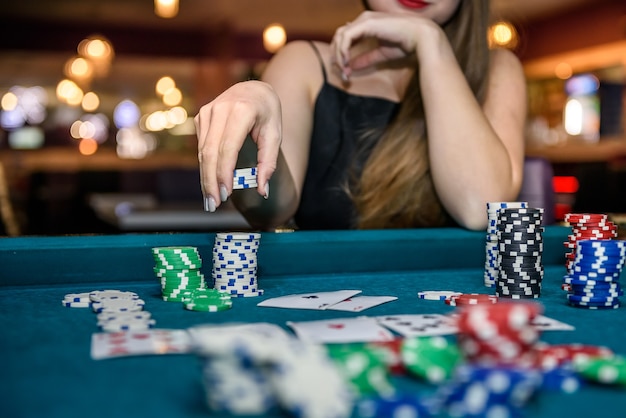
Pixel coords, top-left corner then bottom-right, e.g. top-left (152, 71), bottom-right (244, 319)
top-left (263, 40), bottom-right (326, 80)
top-left (489, 48), bottom-right (525, 85)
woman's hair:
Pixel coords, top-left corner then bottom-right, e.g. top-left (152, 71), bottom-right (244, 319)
top-left (351, 0), bottom-right (491, 229)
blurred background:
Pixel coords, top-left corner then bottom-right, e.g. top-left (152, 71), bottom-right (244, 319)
top-left (0, 0), bottom-right (625, 236)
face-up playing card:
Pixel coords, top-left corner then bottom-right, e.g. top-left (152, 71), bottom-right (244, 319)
top-left (531, 315), bottom-right (575, 331)
top-left (325, 296), bottom-right (398, 312)
top-left (287, 316), bottom-right (395, 343)
top-left (375, 314), bottom-right (459, 337)
top-left (90, 329), bottom-right (192, 360)
top-left (256, 290), bottom-right (362, 310)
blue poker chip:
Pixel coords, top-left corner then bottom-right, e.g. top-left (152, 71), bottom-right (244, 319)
top-left (566, 294), bottom-right (621, 305)
top-left (540, 367), bottom-right (582, 393)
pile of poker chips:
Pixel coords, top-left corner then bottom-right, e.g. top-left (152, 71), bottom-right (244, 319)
top-left (212, 232), bottom-right (263, 297)
top-left (182, 288), bottom-right (233, 312)
top-left (233, 167), bottom-right (258, 190)
top-left (189, 324), bottom-right (354, 418)
top-left (562, 239), bottom-right (625, 309)
top-left (151, 246), bottom-right (207, 302)
top-left (563, 213), bottom-right (619, 274)
top-left (496, 207), bottom-right (544, 299)
top-left (62, 289), bottom-right (155, 332)
top-left (455, 300), bottom-right (543, 367)
top-left (484, 201), bottom-right (528, 287)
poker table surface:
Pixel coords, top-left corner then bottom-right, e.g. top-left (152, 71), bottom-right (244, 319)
top-left (1, 226), bottom-right (626, 418)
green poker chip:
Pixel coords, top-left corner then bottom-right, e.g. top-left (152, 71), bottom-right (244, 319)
top-left (574, 355), bottom-right (626, 385)
top-left (401, 336), bottom-right (462, 384)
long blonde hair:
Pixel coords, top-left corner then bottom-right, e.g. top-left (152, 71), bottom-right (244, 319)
top-left (352, 0), bottom-right (491, 229)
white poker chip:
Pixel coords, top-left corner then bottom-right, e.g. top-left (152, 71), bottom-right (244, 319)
top-left (62, 301), bottom-right (91, 308)
top-left (417, 290), bottom-right (462, 301)
top-left (63, 292), bottom-right (91, 303)
top-left (89, 290), bottom-right (140, 302)
top-left (92, 298), bottom-right (145, 313)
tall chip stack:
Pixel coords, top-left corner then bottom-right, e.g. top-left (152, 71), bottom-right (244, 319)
top-left (562, 213), bottom-right (625, 309)
top-left (152, 246), bottom-right (207, 302)
top-left (484, 202), bottom-right (528, 287)
top-left (212, 232), bottom-right (264, 297)
top-left (495, 207), bottom-right (544, 299)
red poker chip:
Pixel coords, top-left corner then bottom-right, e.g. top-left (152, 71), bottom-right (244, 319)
top-left (369, 338), bottom-right (405, 374)
top-left (445, 293), bottom-right (499, 306)
top-left (533, 343), bottom-right (614, 370)
top-left (565, 213), bottom-right (608, 223)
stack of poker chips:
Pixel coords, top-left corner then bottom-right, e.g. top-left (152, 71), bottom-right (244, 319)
top-left (212, 232), bottom-right (263, 297)
top-left (563, 213), bottom-right (618, 274)
top-left (562, 239), bottom-right (625, 310)
top-left (183, 288), bottom-right (233, 312)
top-left (233, 167), bottom-right (258, 190)
top-left (152, 246), bottom-right (207, 302)
top-left (495, 207), bottom-right (544, 299)
top-left (63, 289), bottom-right (155, 332)
top-left (484, 201), bottom-right (528, 287)
top-left (455, 300), bottom-right (543, 367)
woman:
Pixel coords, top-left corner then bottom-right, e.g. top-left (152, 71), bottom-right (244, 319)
top-left (195, 0), bottom-right (527, 231)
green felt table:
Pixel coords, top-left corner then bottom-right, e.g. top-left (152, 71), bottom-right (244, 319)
top-left (1, 226), bottom-right (625, 418)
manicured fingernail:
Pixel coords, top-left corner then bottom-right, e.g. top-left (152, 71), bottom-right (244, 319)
top-left (341, 71), bottom-right (349, 83)
top-left (219, 184), bottom-right (228, 202)
top-left (264, 182), bottom-right (270, 199)
top-left (204, 196), bottom-right (216, 212)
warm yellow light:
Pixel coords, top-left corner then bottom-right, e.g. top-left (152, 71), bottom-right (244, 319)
top-left (156, 76), bottom-right (176, 96)
top-left (79, 137), bottom-right (98, 155)
top-left (488, 21), bottom-right (518, 49)
top-left (65, 57), bottom-right (94, 81)
top-left (162, 87), bottom-right (182, 107)
top-left (1, 92), bottom-right (18, 111)
top-left (70, 121), bottom-right (82, 139)
top-left (154, 0), bottom-right (179, 18)
top-left (79, 36), bottom-right (114, 61)
top-left (56, 79), bottom-right (84, 104)
top-left (263, 24), bottom-right (287, 53)
top-left (555, 62), bottom-right (573, 80)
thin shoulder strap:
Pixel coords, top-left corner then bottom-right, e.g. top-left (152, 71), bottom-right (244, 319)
top-left (308, 41), bottom-right (328, 82)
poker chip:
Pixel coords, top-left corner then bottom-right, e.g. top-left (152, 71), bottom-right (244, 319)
top-left (418, 290), bottom-right (462, 301)
top-left (455, 301), bottom-right (542, 367)
top-left (91, 297), bottom-right (146, 313)
top-left (484, 201), bottom-right (528, 287)
top-left (532, 343), bottom-right (614, 371)
top-left (573, 355), bottom-right (626, 385)
top-left (560, 217), bottom-right (625, 310)
top-left (232, 167), bottom-right (258, 190)
top-left (183, 288), bottom-right (233, 312)
top-left (152, 245), bottom-right (207, 302)
top-left (212, 231), bottom-right (263, 298)
top-left (326, 343), bottom-right (394, 397)
top-left (400, 336), bottom-right (463, 384)
top-left (446, 293), bottom-right (499, 307)
top-left (88, 290), bottom-right (139, 302)
top-left (62, 292), bottom-right (91, 308)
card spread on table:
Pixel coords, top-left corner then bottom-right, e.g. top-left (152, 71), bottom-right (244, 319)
top-left (376, 314), bottom-right (459, 337)
top-left (91, 329), bottom-right (191, 360)
top-left (325, 295), bottom-right (398, 312)
top-left (287, 316), bottom-right (395, 343)
top-left (256, 290), bottom-right (362, 310)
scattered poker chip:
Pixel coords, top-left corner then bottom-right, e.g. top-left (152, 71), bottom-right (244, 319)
top-left (88, 290), bottom-right (139, 302)
top-left (445, 293), bottom-right (499, 306)
top-left (62, 292), bottom-right (92, 307)
top-left (400, 336), bottom-right (462, 384)
top-left (183, 288), bottom-right (233, 312)
top-left (418, 290), bottom-right (462, 301)
top-left (573, 355), bottom-right (626, 385)
top-left (91, 298), bottom-right (145, 313)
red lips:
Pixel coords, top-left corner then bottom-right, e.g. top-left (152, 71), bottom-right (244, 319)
top-left (397, 0), bottom-right (429, 9)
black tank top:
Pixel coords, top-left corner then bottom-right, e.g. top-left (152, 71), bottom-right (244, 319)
top-left (294, 42), bottom-right (400, 230)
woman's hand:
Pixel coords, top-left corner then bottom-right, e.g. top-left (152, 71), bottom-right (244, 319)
top-left (330, 11), bottom-right (442, 80)
top-left (194, 80), bottom-right (282, 212)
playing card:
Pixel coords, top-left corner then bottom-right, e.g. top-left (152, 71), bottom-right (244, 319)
top-left (287, 316), bottom-right (395, 343)
top-left (531, 314), bottom-right (575, 331)
top-left (375, 314), bottom-right (458, 337)
top-left (256, 290), bottom-right (362, 310)
top-left (91, 329), bottom-right (192, 360)
top-left (326, 296), bottom-right (398, 312)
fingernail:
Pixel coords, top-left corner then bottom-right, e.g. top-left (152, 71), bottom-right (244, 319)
top-left (341, 71), bottom-right (349, 83)
top-left (264, 182), bottom-right (270, 199)
top-left (219, 184), bottom-right (228, 202)
top-left (204, 196), bottom-right (216, 212)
